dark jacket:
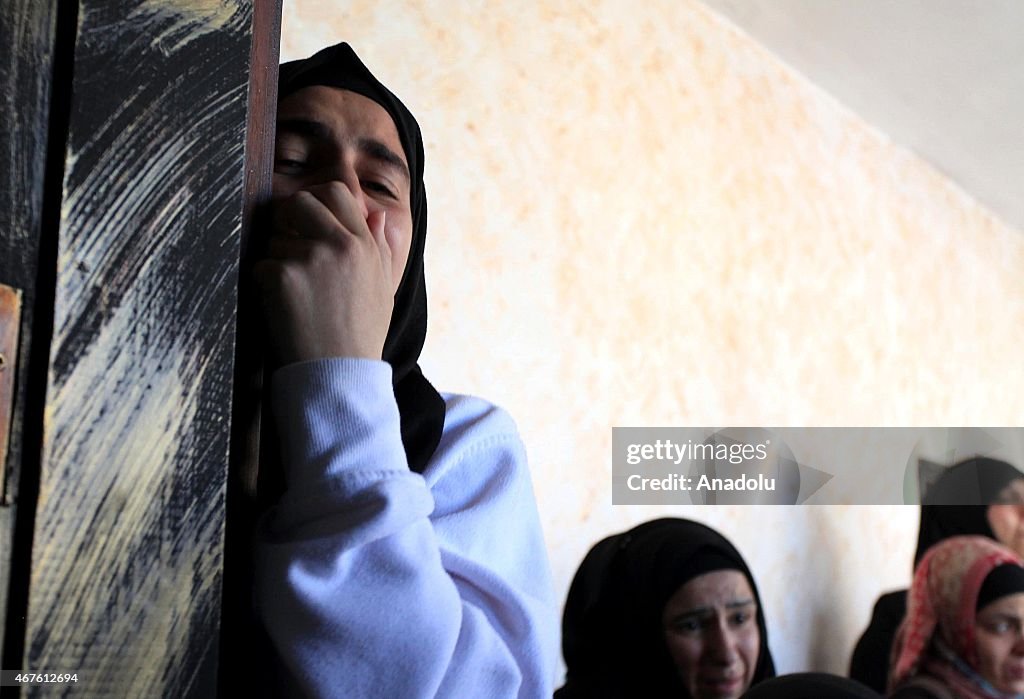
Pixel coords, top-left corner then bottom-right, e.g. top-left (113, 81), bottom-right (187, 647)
top-left (848, 590), bottom-right (907, 693)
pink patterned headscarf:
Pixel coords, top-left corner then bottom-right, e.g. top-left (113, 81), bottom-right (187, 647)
top-left (890, 536), bottom-right (1024, 698)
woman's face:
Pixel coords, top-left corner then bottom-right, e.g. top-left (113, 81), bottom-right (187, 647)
top-left (987, 479), bottom-right (1024, 557)
top-left (274, 86), bottom-right (414, 293)
top-left (974, 592), bottom-right (1024, 694)
top-left (661, 569), bottom-right (760, 699)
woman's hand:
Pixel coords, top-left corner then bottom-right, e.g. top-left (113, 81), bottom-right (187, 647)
top-left (254, 181), bottom-right (398, 364)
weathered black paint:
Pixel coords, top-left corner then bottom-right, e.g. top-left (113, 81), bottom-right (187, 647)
top-left (0, 0), bottom-right (61, 675)
top-left (22, 2), bottom-right (265, 695)
top-left (0, 3), bottom-right (59, 503)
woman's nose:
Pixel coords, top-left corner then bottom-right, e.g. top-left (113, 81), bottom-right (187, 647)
top-left (319, 165), bottom-right (369, 220)
top-left (705, 621), bottom-right (739, 664)
top-left (1012, 630), bottom-right (1024, 655)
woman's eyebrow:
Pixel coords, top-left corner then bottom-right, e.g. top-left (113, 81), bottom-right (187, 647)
top-left (726, 598), bottom-right (755, 609)
top-left (357, 137), bottom-right (410, 183)
top-left (276, 117), bottom-right (332, 142)
top-left (668, 608), bottom-right (712, 623)
top-left (673, 598), bottom-right (755, 618)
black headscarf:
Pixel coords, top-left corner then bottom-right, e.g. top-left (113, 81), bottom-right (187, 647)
top-left (557, 518), bottom-right (775, 698)
top-left (976, 563), bottom-right (1024, 612)
top-left (277, 43), bottom-right (445, 474)
top-left (915, 457), bottom-right (1024, 564)
top-left (741, 673), bottom-right (881, 699)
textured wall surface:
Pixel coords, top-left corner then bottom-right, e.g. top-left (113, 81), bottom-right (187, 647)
top-left (281, 0), bottom-right (1024, 676)
top-left (704, 0), bottom-right (1024, 235)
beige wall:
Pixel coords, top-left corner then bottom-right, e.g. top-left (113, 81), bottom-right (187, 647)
top-left (281, 0), bottom-right (1024, 677)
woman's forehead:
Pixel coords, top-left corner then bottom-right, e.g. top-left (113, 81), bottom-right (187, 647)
top-left (977, 591), bottom-right (1024, 617)
top-left (277, 85), bottom-right (404, 157)
top-left (667, 569), bottom-right (754, 610)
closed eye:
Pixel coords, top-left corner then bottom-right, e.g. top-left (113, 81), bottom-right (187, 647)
top-left (363, 179), bottom-right (398, 199)
top-left (275, 159), bottom-right (307, 175)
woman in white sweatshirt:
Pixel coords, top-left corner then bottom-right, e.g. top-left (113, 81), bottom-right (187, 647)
top-left (252, 42), bottom-right (558, 698)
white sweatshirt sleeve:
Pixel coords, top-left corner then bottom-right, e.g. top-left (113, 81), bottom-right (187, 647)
top-left (254, 358), bottom-right (558, 698)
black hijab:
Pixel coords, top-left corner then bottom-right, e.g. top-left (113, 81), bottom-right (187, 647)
top-left (914, 457), bottom-right (1024, 564)
top-left (277, 43), bottom-right (445, 474)
top-left (741, 673), bottom-right (881, 699)
top-left (557, 518), bottom-right (775, 698)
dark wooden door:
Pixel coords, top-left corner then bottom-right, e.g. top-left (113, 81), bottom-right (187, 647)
top-left (1, 1), bottom-right (280, 695)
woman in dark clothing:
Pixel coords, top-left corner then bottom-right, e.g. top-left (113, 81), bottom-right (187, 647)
top-left (741, 672), bottom-right (880, 698)
top-left (888, 536), bottom-right (1024, 699)
top-left (556, 518), bottom-right (775, 699)
top-left (849, 458), bottom-right (1024, 693)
